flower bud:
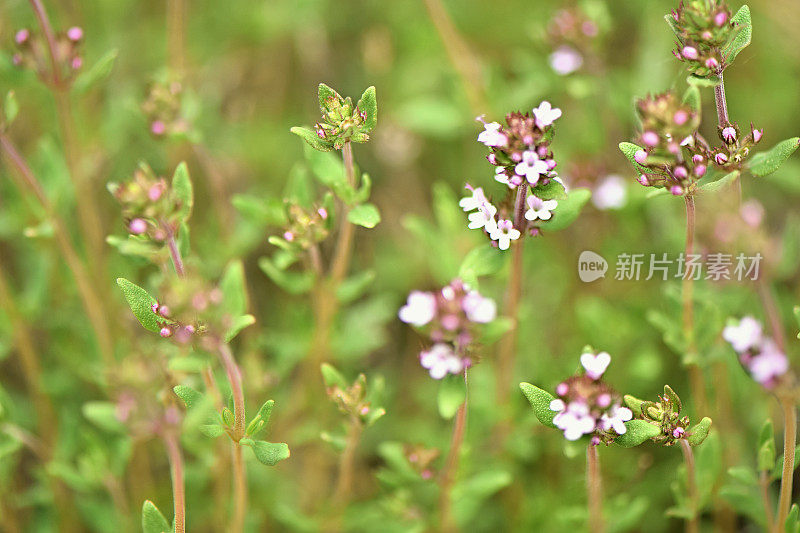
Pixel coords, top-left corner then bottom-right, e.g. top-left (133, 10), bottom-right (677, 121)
top-left (705, 57), bottom-right (719, 70)
top-left (637, 175), bottom-right (649, 186)
top-left (15, 29), bottom-right (30, 45)
top-left (642, 131), bottom-right (659, 147)
top-left (672, 427), bottom-right (685, 438)
top-left (670, 185), bottom-right (684, 196)
top-left (158, 305), bottom-right (170, 317)
top-left (556, 382), bottom-right (568, 396)
top-left (681, 46), bottom-right (699, 60)
top-left (692, 154), bottom-right (704, 164)
top-left (318, 207), bottom-right (328, 220)
top-left (673, 110), bottom-right (689, 126)
top-left (634, 150), bottom-right (648, 164)
top-left (159, 327), bottom-right (172, 338)
top-left (150, 120), bottom-right (166, 136)
top-left (67, 26), bottom-right (84, 42)
top-left (151, 303), bottom-right (160, 314)
top-left (674, 166), bottom-right (688, 179)
top-left (714, 11), bottom-right (728, 27)
top-left (722, 126), bottom-right (736, 143)
top-left (752, 128), bottom-right (763, 143)
top-left (283, 231), bottom-right (294, 242)
top-left (71, 57), bottom-right (82, 70)
top-left (714, 152), bottom-right (728, 165)
top-left (694, 165), bottom-right (707, 177)
top-left (129, 218), bottom-right (147, 235)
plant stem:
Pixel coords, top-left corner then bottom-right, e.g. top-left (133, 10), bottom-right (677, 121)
top-left (231, 441), bottom-right (247, 533)
top-left (586, 445), bottom-right (604, 533)
top-left (28, 0), bottom-right (61, 86)
top-left (679, 439), bottom-right (700, 533)
top-left (330, 142), bottom-right (357, 284)
top-left (167, 0), bottom-right (186, 75)
top-left (217, 343), bottom-right (246, 439)
top-left (333, 416), bottom-right (363, 506)
top-left (776, 396), bottom-right (797, 531)
top-left (714, 72), bottom-right (730, 126)
top-left (163, 432), bottom-right (186, 533)
top-left (682, 195), bottom-right (708, 417)
top-left (165, 224), bottom-right (186, 278)
top-left (758, 279), bottom-right (786, 353)
top-left (760, 470), bottom-right (776, 530)
top-left (439, 370), bottom-right (468, 533)
top-left (0, 132), bottom-right (115, 365)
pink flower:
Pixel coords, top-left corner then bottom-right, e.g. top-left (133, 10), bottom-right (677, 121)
top-left (752, 127), bottom-right (763, 143)
top-left (549, 46), bottom-right (583, 76)
top-left (532, 101), bottom-right (562, 129)
top-left (682, 46), bottom-right (699, 60)
top-left (642, 131), bottom-right (659, 147)
top-left (15, 29), bottom-right (30, 45)
top-left (129, 218), bottom-right (147, 235)
top-left (462, 291), bottom-right (496, 323)
top-left (151, 120), bottom-right (167, 136)
top-left (67, 26), bottom-right (84, 42)
top-left (551, 400), bottom-right (596, 441)
top-left (467, 203), bottom-right (497, 230)
top-left (634, 150), bottom-right (648, 164)
top-left (722, 126), bottom-right (736, 143)
top-left (598, 405), bottom-right (633, 435)
top-left (515, 150), bottom-right (549, 185)
top-left (420, 343), bottom-right (464, 379)
top-left (581, 351), bottom-right (611, 380)
top-left (748, 340), bottom-right (789, 388)
top-left (593, 175), bottom-right (627, 210)
top-left (399, 291), bottom-right (437, 327)
top-left (723, 316), bottom-right (763, 353)
top-left (477, 122), bottom-right (508, 147)
top-left (673, 110), bottom-right (689, 125)
top-left (488, 219), bottom-right (520, 251)
top-left (714, 153), bottom-right (728, 165)
top-left (524, 195), bottom-right (557, 221)
top-left (459, 186), bottom-right (488, 212)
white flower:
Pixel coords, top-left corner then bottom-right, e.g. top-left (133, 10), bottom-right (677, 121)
top-left (459, 186), bottom-right (488, 212)
top-left (748, 339), bottom-right (788, 387)
top-left (462, 291), bottom-right (496, 323)
top-left (599, 405), bottom-right (633, 435)
top-left (722, 316), bottom-right (763, 353)
top-left (549, 45), bottom-right (583, 75)
top-left (514, 151), bottom-right (549, 185)
top-left (592, 175), bottom-right (628, 210)
top-left (524, 195), bottom-right (558, 221)
top-left (399, 291), bottom-right (437, 327)
top-left (532, 101), bottom-right (562, 129)
top-left (581, 351), bottom-right (611, 380)
top-left (467, 202), bottom-right (497, 230)
top-left (489, 219), bottom-right (520, 250)
top-left (494, 167), bottom-right (513, 188)
top-left (552, 400), bottom-right (596, 441)
top-left (477, 122), bottom-right (507, 147)
top-left (420, 343), bottom-right (464, 379)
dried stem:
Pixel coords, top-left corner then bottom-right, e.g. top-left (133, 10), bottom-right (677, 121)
top-left (679, 439), bottom-right (700, 533)
top-left (776, 396), bottom-right (797, 532)
top-left (231, 441), bottom-right (247, 533)
top-left (439, 370), bottom-right (468, 533)
top-left (760, 470), bottom-right (776, 530)
top-left (0, 132), bottom-right (114, 364)
top-left (682, 195), bottom-right (708, 416)
top-left (333, 416), bottom-right (363, 506)
top-left (163, 432), bottom-right (186, 533)
top-left (586, 445), bottom-right (604, 533)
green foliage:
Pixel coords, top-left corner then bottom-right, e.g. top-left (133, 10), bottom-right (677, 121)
top-left (614, 420), bottom-right (661, 447)
top-left (618, 142), bottom-right (649, 175)
top-left (548, 188), bottom-right (591, 231)
top-left (748, 137), bottom-right (800, 177)
top-left (687, 417), bottom-right (712, 446)
top-left (3, 91), bottom-right (18, 126)
top-left (141, 500), bottom-right (172, 533)
top-left (116, 278), bottom-right (165, 333)
top-left (438, 374), bottom-right (466, 419)
top-left (347, 203), bottom-right (381, 228)
top-left (458, 245), bottom-right (505, 288)
top-left (173, 385), bottom-right (203, 409)
top-left (519, 383), bottom-right (557, 429)
top-left (356, 86), bottom-right (378, 132)
top-left (240, 438), bottom-right (291, 466)
top-left (172, 162), bottom-right (194, 222)
top-left (72, 49), bottom-right (119, 94)
top-left (723, 5), bottom-right (752, 65)
top-left (700, 170), bottom-right (739, 192)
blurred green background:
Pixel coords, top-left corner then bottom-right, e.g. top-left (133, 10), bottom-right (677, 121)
top-left (1, 0), bottom-right (800, 531)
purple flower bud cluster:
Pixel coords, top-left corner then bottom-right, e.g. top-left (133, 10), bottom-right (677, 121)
top-left (111, 164), bottom-right (186, 242)
top-left (710, 122), bottom-right (764, 171)
top-left (399, 279), bottom-right (496, 379)
top-left (141, 81), bottom-right (189, 139)
top-left (12, 25), bottom-right (85, 82)
top-left (546, 7), bottom-right (601, 76)
top-left (277, 203), bottom-right (331, 250)
top-left (549, 350), bottom-right (633, 442)
top-left (314, 85), bottom-right (374, 150)
top-left (669, 0), bottom-right (738, 77)
top-left (465, 102), bottom-right (564, 249)
top-left (723, 317), bottom-right (790, 390)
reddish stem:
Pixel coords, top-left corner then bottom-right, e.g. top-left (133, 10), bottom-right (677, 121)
top-left (163, 432), bottom-right (186, 533)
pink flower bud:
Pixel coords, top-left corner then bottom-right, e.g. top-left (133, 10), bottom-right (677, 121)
top-left (129, 218), bottom-right (147, 235)
top-left (670, 185), bottom-right (684, 196)
top-left (209, 288), bottom-right (223, 304)
top-left (317, 207), bottom-right (328, 219)
top-left (740, 200), bottom-right (764, 228)
top-left (673, 110), bottom-right (689, 125)
top-left (637, 174), bottom-right (649, 186)
top-left (360, 406), bottom-right (370, 415)
top-left (672, 427), bottom-right (685, 438)
top-left (537, 145), bottom-right (548, 158)
top-left (486, 154), bottom-right (497, 165)
top-left (722, 126), bottom-right (736, 143)
top-left (694, 165), bottom-right (707, 177)
top-left (692, 154), bottom-right (704, 164)
top-left (148, 184), bottom-right (163, 201)
top-left (158, 305), bottom-right (170, 317)
top-left (67, 27), bottom-right (84, 42)
top-left (150, 120), bottom-right (166, 136)
top-left (151, 303), bottom-right (160, 314)
top-left (153, 228), bottom-right (166, 241)
top-left (15, 29), bottom-right (30, 45)
top-left (701, 31), bottom-right (713, 41)
top-left (421, 469), bottom-right (433, 480)
top-left (596, 393), bottom-right (611, 408)
top-left (159, 327), bottom-right (172, 338)
top-left (522, 135), bottom-right (534, 145)
top-left (511, 152), bottom-right (522, 163)
top-left (556, 382), bottom-right (568, 396)
top-left (441, 314), bottom-right (459, 331)
top-left (674, 166), bottom-right (688, 179)
top-left (705, 57), bottom-right (719, 70)
top-left (283, 231), bottom-right (294, 242)
top-left (642, 131), bottom-right (659, 147)
top-left (12, 54), bottom-right (23, 66)
top-left (715, 152), bottom-right (728, 165)
top-left (546, 159), bottom-right (557, 170)
top-left (634, 150), bottom-right (648, 164)
top-left (71, 57), bottom-right (82, 70)
top-left (681, 46), bottom-right (699, 60)
top-left (668, 142), bottom-right (680, 154)
top-left (590, 436), bottom-right (601, 446)
top-left (185, 324), bottom-right (196, 334)
top-left (714, 11), bottom-right (728, 27)
top-left (752, 128), bottom-right (763, 143)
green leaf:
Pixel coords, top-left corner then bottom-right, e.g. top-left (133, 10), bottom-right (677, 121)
top-left (786, 504), bottom-right (800, 533)
top-left (199, 424), bottom-right (225, 438)
top-left (687, 74), bottom-right (720, 88)
top-left (82, 402), bottom-right (126, 433)
top-left (682, 85), bottom-right (701, 114)
top-left (619, 142), bottom-right (649, 174)
top-left (336, 269), bottom-right (376, 303)
top-left (318, 83), bottom-right (341, 109)
top-left (258, 257), bottom-right (314, 295)
top-left (748, 137), bottom-right (800, 177)
top-left (72, 49), bottom-right (118, 94)
top-left (219, 259), bottom-right (247, 317)
top-left (141, 500), bottom-right (171, 533)
top-left (758, 419), bottom-right (777, 472)
top-left (173, 385), bottom-right (203, 409)
top-left (458, 245), bottom-right (505, 288)
top-left (519, 383), bottom-right (557, 429)
top-left (723, 5), bottom-right (752, 64)
top-left (614, 420), bottom-right (661, 447)
top-left (224, 314), bottom-right (256, 343)
top-left (171, 162), bottom-right (193, 222)
top-left (4, 91), bottom-right (18, 125)
top-left (242, 438), bottom-right (291, 466)
top-left (356, 86), bottom-right (377, 133)
top-left (664, 13), bottom-right (681, 39)
top-left (533, 179), bottom-right (567, 200)
top-left (547, 188), bottom-right (591, 231)
top-left (116, 278), bottom-right (163, 333)
top-left (347, 203), bottom-right (381, 228)
top-left (290, 126), bottom-right (334, 152)
top-left (321, 363), bottom-right (348, 389)
top-left (246, 400), bottom-right (275, 437)
top-left (438, 374), bottom-right (466, 420)
top-left (701, 170), bottom-right (739, 192)
top-left (232, 194), bottom-right (287, 226)
top-left (623, 395), bottom-right (646, 417)
top-left (687, 417), bottom-right (712, 446)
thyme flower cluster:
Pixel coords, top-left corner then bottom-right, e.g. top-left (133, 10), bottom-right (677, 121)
top-left (723, 316), bottom-right (790, 389)
top-left (12, 25), bottom-right (84, 81)
top-left (669, 0), bottom-right (740, 76)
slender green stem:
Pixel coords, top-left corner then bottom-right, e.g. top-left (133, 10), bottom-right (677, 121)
top-left (330, 141), bottom-right (357, 284)
top-left (776, 396), bottom-right (797, 532)
top-left (163, 432), bottom-right (186, 533)
top-left (439, 369), bottom-right (468, 532)
top-left (586, 445), bottom-right (604, 533)
top-left (218, 343), bottom-right (246, 439)
top-left (333, 416), bottom-right (363, 506)
top-left (761, 470), bottom-right (776, 530)
top-left (165, 224), bottom-right (185, 278)
top-left (682, 195), bottom-right (708, 417)
top-left (679, 439), bottom-right (700, 533)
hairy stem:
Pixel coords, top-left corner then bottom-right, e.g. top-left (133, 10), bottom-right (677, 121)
top-left (231, 441), bottom-right (247, 533)
top-left (679, 439), bottom-right (700, 533)
top-left (0, 133), bottom-right (114, 364)
top-left (165, 224), bottom-right (186, 278)
top-left (714, 72), bottom-right (730, 126)
top-left (439, 370), bottom-right (468, 533)
top-left (682, 195), bottom-right (708, 416)
top-left (163, 432), bottom-right (186, 533)
top-left (333, 416), bottom-right (363, 506)
top-left (776, 396), bottom-right (797, 532)
top-left (586, 445), bottom-right (604, 533)
top-left (760, 470), bottom-right (776, 530)
top-left (217, 343), bottom-right (246, 439)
